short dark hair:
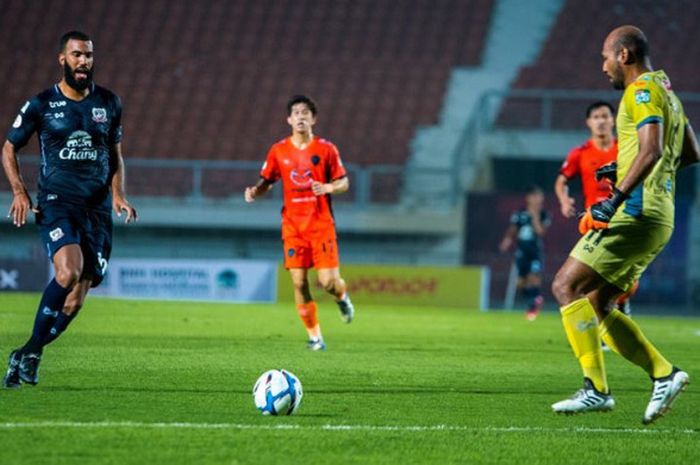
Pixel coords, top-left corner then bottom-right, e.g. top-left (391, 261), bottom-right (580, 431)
top-left (60, 30), bottom-right (91, 53)
top-left (526, 184), bottom-right (543, 195)
top-left (287, 95), bottom-right (317, 116)
top-left (586, 101), bottom-right (615, 118)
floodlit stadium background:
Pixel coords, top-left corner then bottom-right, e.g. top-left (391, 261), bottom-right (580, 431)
top-left (0, 0), bottom-right (698, 312)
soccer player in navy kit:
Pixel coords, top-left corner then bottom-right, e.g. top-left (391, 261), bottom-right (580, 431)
top-left (499, 185), bottom-right (551, 320)
top-left (2, 31), bottom-right (137, 388)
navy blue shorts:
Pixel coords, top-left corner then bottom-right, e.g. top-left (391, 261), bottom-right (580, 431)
top-left (515, 249), bottom-right (543, 277)
top-left (36, 202), bottom-right (113, 288)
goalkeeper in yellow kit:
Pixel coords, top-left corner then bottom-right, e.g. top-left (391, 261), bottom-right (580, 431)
top-left (550, 25), bottom-right (699, 424)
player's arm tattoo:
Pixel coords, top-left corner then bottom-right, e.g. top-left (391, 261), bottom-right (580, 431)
top-left (254, 178), bottom-right (274, 197)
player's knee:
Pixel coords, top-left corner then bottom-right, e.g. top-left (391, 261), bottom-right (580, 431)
top-left (55, 266), bottom-right (82, 288)
top-left (551, 273), bottom-right (575, 305)
top-left (291, 275), bottom-right (310, 292)
top-left (319, 276), bottom-right (343, 294)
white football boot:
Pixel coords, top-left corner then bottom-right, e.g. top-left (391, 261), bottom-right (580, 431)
top-left (642, 368), bottom-right (689, 425)
top-left (552, 378), bottom-right (615, 414)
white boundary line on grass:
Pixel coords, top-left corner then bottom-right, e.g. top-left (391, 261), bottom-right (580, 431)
top-left (0, 421), bottom-right (695, 435)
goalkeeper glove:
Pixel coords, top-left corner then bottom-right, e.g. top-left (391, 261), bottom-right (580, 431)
top-left (595, 161), bottom-right (618, 184)
top-left (578, 187), bottom-right (628, 234)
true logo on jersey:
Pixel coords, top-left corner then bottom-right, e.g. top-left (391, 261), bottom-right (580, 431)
top-left (92, 108), bottom-right (107, 123)
top-left (49, 101), bottom-right (66, 108)
top-left (635, 89), bottom-right (651, 105)
top-left (49, 227), bottom-right (64, 242)
top-left (59, 130), bottom-right (98, 161)
top-left (290, 168), bottom-right (313, 187)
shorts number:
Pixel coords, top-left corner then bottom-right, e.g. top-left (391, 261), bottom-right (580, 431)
top-left (97, 252), bottom-right (109, 276)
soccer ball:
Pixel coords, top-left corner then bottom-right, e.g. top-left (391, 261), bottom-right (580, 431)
top-left (252, 369), bottom-right (303, 415)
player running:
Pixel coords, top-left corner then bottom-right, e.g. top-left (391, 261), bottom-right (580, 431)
top-left (555, 101), bottom-right (636, 315)
top-left (551, 26), bottom-right (698, 424)
top-left (244, 95), bottom-right (355, 351)
top-left (2, 31), bottom-right (137, 388)
top-left (499, 185), bottom-right (550, 320)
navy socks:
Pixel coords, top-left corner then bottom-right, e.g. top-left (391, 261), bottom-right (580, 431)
top-left (21, 279), bottom-right (72, 354)
top-left (43, 311), bottom-right (78, 346)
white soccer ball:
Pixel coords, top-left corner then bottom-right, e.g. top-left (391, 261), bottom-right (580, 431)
top-left (252, 369), bottom-right (303, 416)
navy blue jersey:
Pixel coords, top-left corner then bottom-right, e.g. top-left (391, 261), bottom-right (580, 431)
top-left (509, 209), bottom-right (551, 255)
top-left (7, 83), bottom-right (122, 212)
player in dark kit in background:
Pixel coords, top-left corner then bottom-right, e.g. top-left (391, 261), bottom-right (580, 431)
top-left (499, 185), bottom-right (551, 320)
top-left (2, 31), bottom-right (137, 388)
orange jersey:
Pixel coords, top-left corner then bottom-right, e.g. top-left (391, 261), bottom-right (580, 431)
top-left (260, 136), bottom-right (347, 236)
top-left (560, 139), bottom-right (617, 208)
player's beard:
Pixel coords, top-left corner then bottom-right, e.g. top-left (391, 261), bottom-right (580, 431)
top-left (609, 66), bottom-right (625, 90)
top-left (64, 62), bottom-right (94, 91)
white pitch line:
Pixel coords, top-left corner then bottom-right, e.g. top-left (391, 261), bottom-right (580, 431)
top-left (0, 421), bottom-right (695, 435)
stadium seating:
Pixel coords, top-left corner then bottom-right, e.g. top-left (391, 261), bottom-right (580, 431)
top-left (0, 0), bottom-right (494, 198)
top-left (497, 0), bottom-right (700, 129)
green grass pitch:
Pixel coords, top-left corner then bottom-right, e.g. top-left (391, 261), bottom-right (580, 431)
top-left (1, 293), bottom-right (699, 464)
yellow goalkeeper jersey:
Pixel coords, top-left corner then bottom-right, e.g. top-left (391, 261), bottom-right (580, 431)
top-left (616, 70), bottom-right (688, 226)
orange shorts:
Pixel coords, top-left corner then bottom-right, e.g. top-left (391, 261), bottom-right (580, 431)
top-left (282, 226), bottom-right (339, 270)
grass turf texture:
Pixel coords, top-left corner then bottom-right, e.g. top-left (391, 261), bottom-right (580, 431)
top-left (1, 293), bottom-right (699, 465)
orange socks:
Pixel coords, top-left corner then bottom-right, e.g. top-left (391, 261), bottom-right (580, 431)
top-left (296, 301), bottom-right (321, 339)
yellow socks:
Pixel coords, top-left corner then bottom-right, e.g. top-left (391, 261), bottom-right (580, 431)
top-left (560, 298), bottom-right (608, 393)
top-left (599, 309), bottom-right (673, 379)
top-left (296, 301), bottom-right (321, 340)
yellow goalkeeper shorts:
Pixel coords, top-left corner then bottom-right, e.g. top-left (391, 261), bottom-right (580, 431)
top-left (570, 213), bottom-right (672, 292)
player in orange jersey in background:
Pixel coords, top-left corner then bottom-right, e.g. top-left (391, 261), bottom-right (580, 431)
top-left (554, 101), bottom-right (635, 315)
top-left (245, 95), bottom-right (354, 351)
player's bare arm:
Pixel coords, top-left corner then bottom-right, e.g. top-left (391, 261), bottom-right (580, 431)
top-left (311, 176), bottom-right (349, 196)
top-left (554, 174), bottom-right (576, 218)
top-left (498, 224), bottom-right (517, 252)
top-left (110, 142), bottom-right (137, 224)
top-left (679, 123), bottom-right (700, 169)
top-left (244, 178), bottom-right (274, 203)
top-left (1, 140), bottom-right (36, 227)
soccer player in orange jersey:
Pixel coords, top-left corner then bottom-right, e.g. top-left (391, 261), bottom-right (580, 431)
top-left (555, 101), bottom-right (617, 218)
top-left (244, 95), bottom-right (354, 351)
top-left (554, 101), bottom-right (636, 315)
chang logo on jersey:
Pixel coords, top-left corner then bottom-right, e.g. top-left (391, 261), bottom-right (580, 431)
top-left (59, 130), bottom-right (98, 161)
top-left (92, 108), bottom-right (107, 123)
top-left (635, 89), bottom-right (651, 105)
top-left (290, 168), bottom-right (313, 187)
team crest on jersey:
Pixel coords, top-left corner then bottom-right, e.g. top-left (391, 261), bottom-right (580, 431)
top-left (634, 89), bottom-right (651, 105)
top-left (49, 227), bottom-right (64, 242)
top-left (290, 168), bottom-right (313, 187)
top-left (92, 107), bottom-right (107, 123)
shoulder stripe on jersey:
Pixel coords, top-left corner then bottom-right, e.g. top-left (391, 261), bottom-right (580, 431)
top-left (636, 115), bottom-right (663, 130)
